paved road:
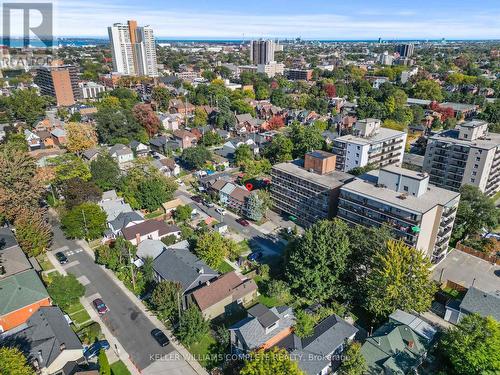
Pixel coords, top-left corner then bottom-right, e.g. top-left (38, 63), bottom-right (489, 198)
top-left (175, 190), bottom-right (286, 257)
top-left (48, 216), bottom-right (179, 372)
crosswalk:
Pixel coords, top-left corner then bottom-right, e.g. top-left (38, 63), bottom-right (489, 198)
top-left (53, 245), bottom-right (83, 256)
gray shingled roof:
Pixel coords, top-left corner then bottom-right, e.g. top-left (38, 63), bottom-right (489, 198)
top-left (108, 211), bottom-right (144, 233)
top-left (152, 241), bottom-right (218, 293)
top-left (459, 287), bottom-right (500, 321)
top-left (0, 306), bottom-right (82, 368)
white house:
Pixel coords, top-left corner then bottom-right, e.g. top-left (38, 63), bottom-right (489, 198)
top-left (109, 144), bottom-right (134, 169)
top-left (159, 113), bottom-right (181, 131)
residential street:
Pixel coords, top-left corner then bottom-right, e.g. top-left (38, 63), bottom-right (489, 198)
top-left (47, 213), bottom-right (199, 374)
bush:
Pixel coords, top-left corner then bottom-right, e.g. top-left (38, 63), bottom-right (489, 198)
top-left (266, 280), bottom-right (291, 303)
top-left (47, 273), bottom-right (85, 310)
top-left (78, 321), bottom-right (102, 345)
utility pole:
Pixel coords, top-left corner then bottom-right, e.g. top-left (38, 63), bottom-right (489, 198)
top-left (177, 290), bottom-right (182, 327)
top-left (81, 209), bottom-right (89, 241)
top-left (127, 244), bottom-right (136, 291)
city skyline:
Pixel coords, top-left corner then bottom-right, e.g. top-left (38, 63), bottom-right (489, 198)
top-left (3, 0), bottom-right (500, 39)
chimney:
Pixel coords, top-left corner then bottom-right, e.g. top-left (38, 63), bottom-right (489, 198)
top-left (135, 233), bottom-right (141, 245)
top-left (407, 340), bottom-right (414, 349)
top-left (198, 267), bottom-right (204, 274)
top-left (38, 350), bottom-right (43, 364)
top-left (60, 343), bottom-right (66, 351)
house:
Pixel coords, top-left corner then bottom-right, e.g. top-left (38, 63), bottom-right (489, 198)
top-left (228, 186), bottom-right (251, 214)
top-left (98, 190), bottom-right (133, 221)
top-left (122, 220), bottom-right (181, 246)
top-left (109, 144), bottom-right (134, 169)
top-left (129, 140), bottom-right (149, 158)
top-left (361, 310), bottom-right (437, 375)
top-left (168, 99), bottom-right (195, 116)
top-left (0, 306), bottom-right (83, 375)
top-left (24, 129), bottom-right (41, 150)
top-left (136, 239), bottom-right (166, 260)
top-left (152, 240), bottom-right (219, 308)
top-left (0, 228), bottom-right (32, 279)
top-left (159, 113), bottom-right (181, 131)
top-left (149, 135), bottom-right (178, 154)
top-left (213, 222), bottom-right (229, 234)
top-left (230, 304), bottom-right (295, 352)
top-left (82, 148), bottom-right (100, 162)
top-left (191, 272), bottom-right (258, 319)
top-left (36, 130), bottom-right (55, 149)
top-left (0, 269), bottom-right (51, 332)
top-left (235, 113), bottom-right (262, 134)
top-left (51, 127), bottom-right (67, 146)
top-left (444, 287), bottom-right (500, 324)
top-left (219, 138), bottom-right (259, 160)
top-left (161, 198), bottom-right (184, 216)
top-left (153, 158), bottom-right (181, 177)
top-left (107, 211), bottom-right (144, 239)
top-left (276, 314), bottom-right (358, 375)
top-left (173, 129), bottom-right (197, 149)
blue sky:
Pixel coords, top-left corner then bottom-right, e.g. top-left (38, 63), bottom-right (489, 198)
top-left (3, 0), bottom-right (500, 39)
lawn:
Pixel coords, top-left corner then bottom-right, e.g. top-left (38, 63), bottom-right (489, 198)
top-left (110, 360), bottom-right (131, 375)
top-left (253, 275), bottom-right (281, 308)
top-left (217, 261), bottom-right (235, 274)
top-left (144, 209), bottom-right (164, 219)
top-left (187, 332), bottom-right (219, 369)
top-left (66, 302), bottom-right (92, 327)
top-left (37, 255), bottom-right (54, 271)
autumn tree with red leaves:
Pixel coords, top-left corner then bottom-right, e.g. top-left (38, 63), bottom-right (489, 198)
top-left (430, 101), bottom-right (455, 121)
top-left (266, 116), bottom-right (285, 130)
top-left (132, 103), bottom-right (161, 137)
top-left (324, 83), bottom-right (337, 98)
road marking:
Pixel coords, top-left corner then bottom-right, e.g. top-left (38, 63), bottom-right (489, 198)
top-left (75, 249), bottom-right (83, 253)
top-left (64, 260), bottom-right (80, 269)
top-left (54, 245), bottom-right (69, 253)
top-left (77, 275), bottom-right (91, 286)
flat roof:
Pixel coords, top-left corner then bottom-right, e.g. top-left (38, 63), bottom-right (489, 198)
top-left (272, 161), bottom-right (354, 188)
top-left (335, 127), bottom-right (405, 146)
top-left (381, 165), bottom-right (428, 181)
top-left (429, 129), bottom-right (500, 150)
top-left (341, 170), bottom-right (460, 214)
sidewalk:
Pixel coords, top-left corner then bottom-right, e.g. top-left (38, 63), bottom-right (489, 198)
top-left (46, 251), bottom-right (140, 374)
top-left (76, 240), bottom-right (209, 375)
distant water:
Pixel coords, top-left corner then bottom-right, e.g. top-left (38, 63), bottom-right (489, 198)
top-left (2, 37), bottom-right (498, 48)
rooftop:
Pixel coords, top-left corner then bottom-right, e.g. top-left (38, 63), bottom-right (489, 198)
top-left (429, 128), bottom-right (500, 150)
top-left (0, 269), bottom-right (49, 316)
top-left (272, 160), bottom-right (354, 188)
top-left (342, 169), bottom-right (460, 214)
top-left (335, 126), bottom-right (405, 146)
top-left (459, 287), bottom-right (500, 321)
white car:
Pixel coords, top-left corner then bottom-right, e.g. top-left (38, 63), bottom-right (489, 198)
top-left (215, 207), bottom-right (226, 216)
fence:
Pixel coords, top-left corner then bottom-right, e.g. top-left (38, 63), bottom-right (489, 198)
top-left (455, 241), bottom-right (500, 265)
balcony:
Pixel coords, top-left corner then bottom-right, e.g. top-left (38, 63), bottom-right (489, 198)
top-left (442, 206), bottom-right (457, 218)
top-left (438, 225), bottom-right (453, 238)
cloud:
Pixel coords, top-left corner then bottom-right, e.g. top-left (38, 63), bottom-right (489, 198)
top-left (1, 0), bottom-right (499, 39)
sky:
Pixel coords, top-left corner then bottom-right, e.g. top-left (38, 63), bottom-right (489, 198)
top-left (2, 0), bottom-right (500, 40)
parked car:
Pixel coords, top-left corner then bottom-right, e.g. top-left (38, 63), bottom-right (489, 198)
top-left (93, 298), bottom-right (109, 315)
top-left (191, 195), bottom-right (203, 203)
top-left (55, 251), bottom-right (68, 264)
top-left (151, 328), bottom-right (169, 347)
top-left (83, 340), bottom-right (110, 360)
top-left (236, 218), bottom-right (250, 227)
top-left (247, 251), bottom-right (263, 262)
top-left (203, 200), bottom-right (214, 208)
top-left (215, 207), bottom-right (226, 216)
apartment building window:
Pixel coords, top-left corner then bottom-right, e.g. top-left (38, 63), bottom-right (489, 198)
top-left (474, 164), bottom-right (479, 169)
top-left (476, 157), bottom-right (481, 162)
top-left (403, 186), bottom-right (409, 192)
top-left (472, 171), bottom-right (477, 176)
top-left (356, 153), bottom-right (360, 157)
top-left (471, 178), bottom-right (475, 183)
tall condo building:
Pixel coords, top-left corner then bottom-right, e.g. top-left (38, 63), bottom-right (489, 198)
top-left (270, 151), bottom-right (355, 228)
top-left (108, 20), bottom-right (158, 77)
top-left (338, 166), bottom-right (460, 264)
top-left (331, 119), bottom-right (407, 172)
top-left (423, 121), bottom-right (500, 196)
top-left (250, 40), bottom-right (275, 65)
top-left (35, 64), bottom-right (80, 106)
top-left (395, 43), bottom-right (415, 57)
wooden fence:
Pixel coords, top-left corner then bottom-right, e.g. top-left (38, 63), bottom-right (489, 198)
top-left (456, 241), bottom-right (500, 265)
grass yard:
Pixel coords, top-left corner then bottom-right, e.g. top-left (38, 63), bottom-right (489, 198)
top-left (66, 302), bottom-right (92, 327)
top-left (257, 294), bottom-right (281, 308)
top-left (144, 209), bottom-right (164, 219)
top-left (37, 255), bottom-right (55, 271)
top-left (110, 360), bottom-right (131, 375)
top-left (187, 332), bottom-right (219, 369)
top-left (217, 261), bottom-right (235, 274)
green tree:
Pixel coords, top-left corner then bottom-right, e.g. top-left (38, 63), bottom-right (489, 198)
top-left (195, 231), bottom-right (230, 269)
top-left (180, 146), bottom-right (212, 170)
top-left (174, 204), bottom-right (193, 222)
top-left (365, 240), bottom-right (436, 318)
top-left (61, 202), bottom-right (107, 240)
top-left (245, 192), bottom-right (265, 222)
top-left (294, 310), bottom-right (315, 338)
top-left (14, 208), bottom-right (52, 257)
top-left (215, 96), bottom-right (236, 129)
top-left (231, 99), bottom-right (255, 116)
top-left (176, 305), bottom-right (210, 346)
top-left (235, 144), bottom-right (254, 165)
top-left (9, 88), bottom-right (48, 126)
top-left (151, 280), bottom-right (182, 321)
top-left (98, 350), bottom-right (111, 375)
top-left (412, 79), bottom-right (444, 101)
top-left (47, 273), bottom-right (85, 310)
top-left (338, 342), bottom-right (367, 375)
top-left (263, 133), bottom-right (293, 163)
top-left (438, 314), bottom-right (500, 375)
top-left (152, 86), bottom-right (172, 111)
top-left (199, 131), bottom-right (223, 147)
top-left (0, 347), bottom-right (34, 375)
top-left (137, 176), bottom-right (176, 211)
top-left (266, 279), bottom-right (291, 304)
top-left (285, 219), bottom-right (350, 302)
top-left (90, 153), bottom-right (121, 191)
top-left (240, 347), bottom-right (303, 375)
top-left (142, 256), bottom-right (155, 287)
top-left (51, 154), bottom-right (91, 183)
top-left (452, 185), bottom-right (499, 243)
top-left (95, 107), bottom-right (142, 144)
top-left (192, 107), bottom-right (208, 127)
top-left (289, 122), bottom-right (324, 158)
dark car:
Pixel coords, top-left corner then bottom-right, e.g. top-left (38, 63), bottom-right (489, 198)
top-left (236, 218), bottom-right (250, 227)
top-left (191, 195), bottom-right (203, 203)
top-left (93, 298), bottom-right (109, 315)
top-left (83, 340), bottom-right (110, 360)
top-left (247, 251), bottom-right (263, 262)
top-left (151, 328), bottom-right (169, 347)
top-left (55, 252), bottom-right (68, 264)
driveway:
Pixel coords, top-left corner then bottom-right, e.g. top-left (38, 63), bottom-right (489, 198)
top-left (48, 215), bottom-right (195, 373)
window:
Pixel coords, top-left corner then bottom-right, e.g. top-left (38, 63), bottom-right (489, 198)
top-left (476, 157), bottom-right (481, 162)
top-left (474, 164), bottom-right (479, 169)
top-left (403, 186), bottom-right (409, 192)
top-left (472, 171), bottom-right (477, 176)
top-left (470, 178), bottom-right (475, 183)
top-left (356, 153), bottom-right (360, 157)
